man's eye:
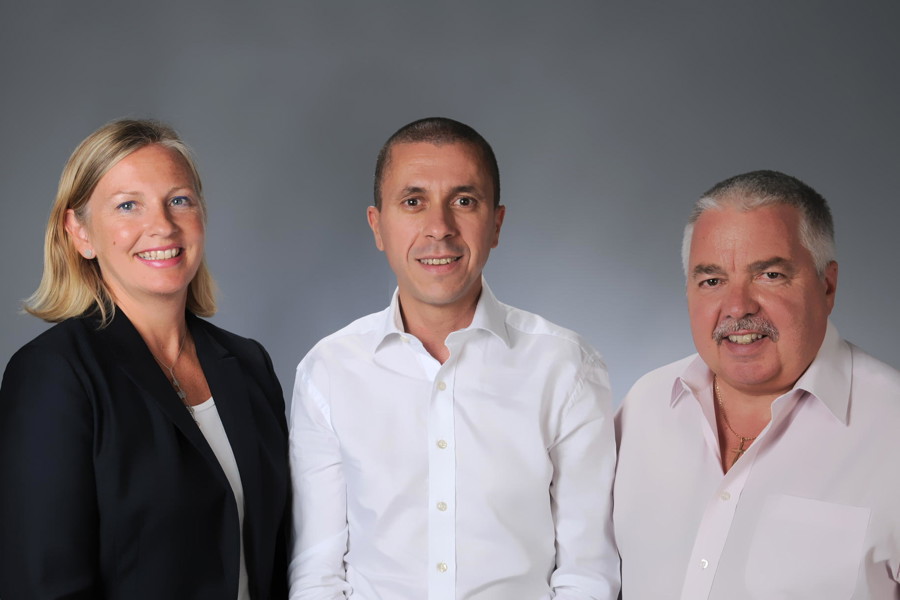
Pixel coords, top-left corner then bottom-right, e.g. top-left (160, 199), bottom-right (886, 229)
top-left (456, 197), bottom-right (472, 206)
top-left (701, 278), bottom-right (720, 287)
top-left (763, 272), bottom-right (783, 280)
top-left (404, 198), bottom-right (420, 207)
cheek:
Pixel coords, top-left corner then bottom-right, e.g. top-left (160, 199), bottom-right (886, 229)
top-left (687, 295), bottom-right (714, 321)
top-left (688, 299), bottom-right (722, 346)
top-left (111, 225), bottom-right (140, 246)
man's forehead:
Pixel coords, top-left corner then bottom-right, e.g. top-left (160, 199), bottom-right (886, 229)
top-left (387, 140), bottom-right (482, 164)
top-left (383, 142), bottom-right (490, 186)
top-left (689, 205), bottom-right (807, 263)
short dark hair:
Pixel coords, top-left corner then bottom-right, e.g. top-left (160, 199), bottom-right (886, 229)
top-left (682, 169), bottom-right (836, 276)
top-left (373, 117), bottom-right (500, 209)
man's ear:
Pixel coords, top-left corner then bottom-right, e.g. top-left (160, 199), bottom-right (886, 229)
top-left (367, 205), bottom-right (385, 252)
top-left (64, 209), bottom-right (93, 258)
top-left (823, 260), bottom-right (838, 314)
top-left (491, 204), bottom-right (506, 249)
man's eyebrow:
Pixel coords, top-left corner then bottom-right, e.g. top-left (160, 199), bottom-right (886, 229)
top-left (399, 186), bottom-right (426, 196)
top-left (450, 185), bottom-right (480, 196)
top-left (748, 257), bottom-right (796, 274)
top-left (691, 263), bottom-right (725, 278)
top-left (397, 184), bottom-right (484, 198)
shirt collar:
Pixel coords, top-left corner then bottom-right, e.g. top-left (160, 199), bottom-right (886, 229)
top-left (670, 320), bottom-right (851, 425)
top-left (464, 279), bottom-right (512, 348)
top-left (792, 320), bottom-right (851, 424)
top-left (372, 277), bottom-right (511, 353)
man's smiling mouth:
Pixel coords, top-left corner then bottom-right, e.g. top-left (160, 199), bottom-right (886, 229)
top-left (418, 257), bottom-right (460, 265)
top-left (726, 333), bottom-right (766, 344)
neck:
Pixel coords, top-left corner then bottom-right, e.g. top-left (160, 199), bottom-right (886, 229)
top-left (714, 376), bottom-right (787, 414)
top-left (713, 376), bottom-right (777, 436)
top-left (115, 294), bottom-right (189, 359)
top-left (399, 293), bottom-right (480, 364)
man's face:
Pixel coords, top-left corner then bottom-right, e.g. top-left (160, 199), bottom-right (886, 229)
top-left (367, 141), bottom-right (504, 319)
top-left (686, 202), bottom-right (837, 396)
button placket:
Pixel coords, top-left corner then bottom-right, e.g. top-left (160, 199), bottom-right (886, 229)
top-left (427, 364), bottom-right (456, 600)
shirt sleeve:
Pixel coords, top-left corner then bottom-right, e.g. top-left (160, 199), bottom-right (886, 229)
top-left (0, 345), bottom-right (101, 599)
top-left (547, 352), bottom-right (621, 600)
top-left (287, 355), bottom-right (353, 600)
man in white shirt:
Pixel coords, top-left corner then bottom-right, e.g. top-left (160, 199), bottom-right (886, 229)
top-left (614, 170), bottom-right (900, 599)
top-left (288, 117), bottom-right (619, 599)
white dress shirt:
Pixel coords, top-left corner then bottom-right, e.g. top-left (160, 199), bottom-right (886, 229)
top-left (614, 321), bottom-right (900, 599)
top-left (288, 281), bottom-right (619, 599)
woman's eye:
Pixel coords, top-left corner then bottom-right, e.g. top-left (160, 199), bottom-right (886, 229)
top-left (171, 196), bottom-right (190, 206)
top-left (117, 201), bottom-right (135, 211)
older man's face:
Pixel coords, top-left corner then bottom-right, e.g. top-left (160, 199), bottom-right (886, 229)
top-left (686, 202), bottom-right (837, 397)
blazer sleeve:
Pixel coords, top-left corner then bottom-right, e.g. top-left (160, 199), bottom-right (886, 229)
top-left (0, 344), bottom-right (101, 599)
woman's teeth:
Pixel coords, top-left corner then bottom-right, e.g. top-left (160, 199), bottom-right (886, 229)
top-left (137, 248), bottom-right (181, 260)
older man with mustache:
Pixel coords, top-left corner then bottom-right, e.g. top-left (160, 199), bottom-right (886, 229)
top-left (613, 170), bottom-right (900, 599)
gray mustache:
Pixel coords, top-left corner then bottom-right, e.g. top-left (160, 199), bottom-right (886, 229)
top-left (713, 317), bottom-right (779, 344)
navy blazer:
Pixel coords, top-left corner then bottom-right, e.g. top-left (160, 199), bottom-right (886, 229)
top-left (0, 309), bottom-right (290, 599)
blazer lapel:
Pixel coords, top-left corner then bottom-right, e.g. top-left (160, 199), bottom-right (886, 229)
top-left (96, 310), bottom-right (227, 480)
top-left (190, 314), bottom-right (264, 522)
top-left (190, 316), bottom-right (266, 595)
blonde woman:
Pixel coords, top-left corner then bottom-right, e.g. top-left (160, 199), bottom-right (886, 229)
top-left (0, 119), bottom-right (289, 599)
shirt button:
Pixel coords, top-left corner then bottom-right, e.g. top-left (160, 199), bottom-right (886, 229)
top-left (436, 381), bottom-right (447, 391)
top-left (436, 439), bottom-right (448, 449)
top-left (700, 559), bottom-right (709, 569)
top-left (720, 491), bottom-right (731, 501)
top-left (437, 501), bottom-right (448, 511)
top-left (437, 562), bottom-right (448, 573)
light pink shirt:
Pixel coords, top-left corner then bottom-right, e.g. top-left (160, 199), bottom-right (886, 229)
top-left (614, 322), bottom-right (900, 600)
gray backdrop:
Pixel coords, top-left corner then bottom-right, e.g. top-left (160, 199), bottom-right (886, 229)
top-left (2, 2), bottom-right (898, 406)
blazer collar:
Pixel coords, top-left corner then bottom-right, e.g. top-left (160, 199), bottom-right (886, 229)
top-left (93, 310), bottom-right (258, 493)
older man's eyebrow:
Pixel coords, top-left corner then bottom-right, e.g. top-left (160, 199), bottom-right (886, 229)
top-left (691, 264), bottom-right (726, 278)
top-left (748, 257), bottom-right (796, 275)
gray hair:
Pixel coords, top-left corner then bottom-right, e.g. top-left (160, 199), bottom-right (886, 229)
top-left (681, 170), bottom-right (836, 277)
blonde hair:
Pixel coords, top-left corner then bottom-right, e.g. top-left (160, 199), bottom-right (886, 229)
top-left (25, 118), bottom-right (217, 325)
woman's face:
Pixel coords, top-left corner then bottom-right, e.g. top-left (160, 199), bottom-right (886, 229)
top-left (66, 144), bottom-right (205, 310)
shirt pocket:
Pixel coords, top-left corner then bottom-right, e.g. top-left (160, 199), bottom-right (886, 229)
top-left (745, 494), bottom-right (869, 600)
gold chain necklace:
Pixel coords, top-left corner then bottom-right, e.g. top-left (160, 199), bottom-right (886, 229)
top-left (150, 329), bottom-right (195, 421)
top-left (714, 377), bottom-right (757, 464)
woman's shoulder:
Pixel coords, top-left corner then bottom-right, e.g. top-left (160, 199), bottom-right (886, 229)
top-left (1, 316), bottom-right (101, 406)
top-left (10, 315), bottom-right (99, 360)
top-left (189, 314), bottom-right (270, 363)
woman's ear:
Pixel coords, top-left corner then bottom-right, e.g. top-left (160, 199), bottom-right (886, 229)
top-left (64, 209), bottom-right (94, 258)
